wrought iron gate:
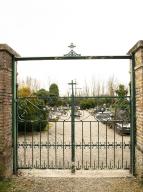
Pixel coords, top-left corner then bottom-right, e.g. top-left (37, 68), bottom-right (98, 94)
top-left (12, 50), bottom-right (135, 174)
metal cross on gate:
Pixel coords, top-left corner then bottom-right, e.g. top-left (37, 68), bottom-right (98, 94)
top-left (64, 43), bottom-right (81, 57)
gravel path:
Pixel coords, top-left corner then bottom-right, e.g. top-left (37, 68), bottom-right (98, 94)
top-left (18, 110), bottom-right (130, 169)
top-left (8, 175), bottom-right (143, 192)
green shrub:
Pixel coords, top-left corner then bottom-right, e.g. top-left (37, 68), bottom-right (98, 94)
top-left (18, 98), bottom-right (48, 132)
top-left (79, 99), bottom-right (96, 109)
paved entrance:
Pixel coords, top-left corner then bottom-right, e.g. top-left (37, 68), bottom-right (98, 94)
top-left (8, 173), bottom-right (143, 192)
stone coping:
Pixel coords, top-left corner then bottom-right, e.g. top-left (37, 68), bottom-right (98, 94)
top-left (128, 40), bottom-right (143, 55)
top-left (0, 44), bottom-right (20, 57)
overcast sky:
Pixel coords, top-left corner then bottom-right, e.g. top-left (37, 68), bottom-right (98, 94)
top-left (0, 0), bottom-right (143, 95)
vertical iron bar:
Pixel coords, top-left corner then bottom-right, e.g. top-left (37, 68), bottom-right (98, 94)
top-left (47, 120), bottom-right (49, 168)
top-left (32, 122), bottom-right (34, 168)
top-left (63, 121), bottom-right (65, 168)
top-left (12, 57), bottom-right (17, 174)
top-left (106, 122), bottom-right (108, 168)
top-left (90, 121), bottom-right (92, 168)
top-left (113, 121), bottom-right (116, 168)
top-left (16, 83), bottom-right (18, 168)
top-left (70, 80), bottom-right (75, 173)
top-left (130, 54), bottom-right (136, 175)
top-left (98, 121), bottom-right (99, 169)
top-left (55, 121), bottom-right (57, 168)
top-left (121, 121), bottom-right (124, 169)
top-left (40, 121), bottom-right (42, 168)
top-left (82, 121), bottom-right (84, 168)
top-left (24, 122), bottom-right (26, 167)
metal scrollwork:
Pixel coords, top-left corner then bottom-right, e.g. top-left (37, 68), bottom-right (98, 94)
top-left (64, 43), bottom-right (81, 57)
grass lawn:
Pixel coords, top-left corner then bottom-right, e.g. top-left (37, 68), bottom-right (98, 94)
top-left (0, 180), bottom-right (11, 192)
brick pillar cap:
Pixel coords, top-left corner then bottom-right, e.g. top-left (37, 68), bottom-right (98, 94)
top-left (128, 40), bottom-right (143, 55)
top-left (0, 44), bottom-right (20, 57)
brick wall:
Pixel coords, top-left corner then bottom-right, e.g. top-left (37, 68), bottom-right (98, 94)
top-left (128, 40), bottom-right (143, 182)
top-left (0, 45), bottom-right (19, 178)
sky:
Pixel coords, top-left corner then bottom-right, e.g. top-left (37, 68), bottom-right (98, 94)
top-left (0, 0), bottom-right (143, 95)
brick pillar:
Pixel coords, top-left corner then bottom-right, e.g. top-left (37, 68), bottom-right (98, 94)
top-left (128, 40), bottom-right (143, 182)
top-left (0, 44), bottom-right (19, 178)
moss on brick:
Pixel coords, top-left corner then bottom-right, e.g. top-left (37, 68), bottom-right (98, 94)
top-left (0, 162), bottom-right (5, 179)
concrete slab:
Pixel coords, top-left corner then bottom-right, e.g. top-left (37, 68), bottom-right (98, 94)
top-left (18, 169), bottom-right (132, 178)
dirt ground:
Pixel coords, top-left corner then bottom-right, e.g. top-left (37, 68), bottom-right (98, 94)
top-left (5, 175), bottom-right (143, 192)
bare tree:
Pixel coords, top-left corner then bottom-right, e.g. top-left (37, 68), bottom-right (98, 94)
top-left (107, 76), bottom-right (118, 96)
top-left (101, 81), bottom-right (105, 95)
top-left (90, 78), bottom-right (106, 96)
top-left (18, 76), bottom-right (40, 91)
top-left (91, 77), bottom-right (96, 96)
top-left (83, 80), bottom-right (90, 96)
top-left (96, 81), bottom-right (101, 96)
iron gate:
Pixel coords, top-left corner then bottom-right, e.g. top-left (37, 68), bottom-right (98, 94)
top-left (12, 53), bottom-right (135, 174)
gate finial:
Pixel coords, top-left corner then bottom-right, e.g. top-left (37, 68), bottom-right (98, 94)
top-left (68, 43), bottom-right (76, 50)
top-left (64, 43), bottom-right (81, 57)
